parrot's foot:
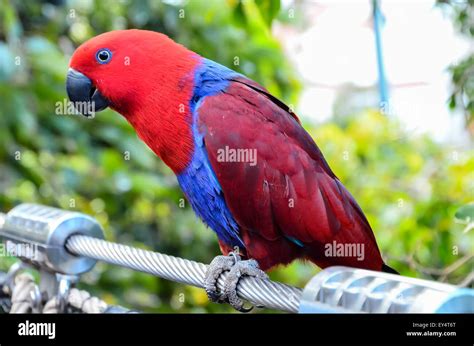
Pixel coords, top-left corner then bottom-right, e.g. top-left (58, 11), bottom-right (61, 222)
top-left (204, 252), bottom-right (268, 312)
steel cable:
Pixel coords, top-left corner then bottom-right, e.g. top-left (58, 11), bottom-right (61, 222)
top-left (66, 234), bottom-right (301, 312)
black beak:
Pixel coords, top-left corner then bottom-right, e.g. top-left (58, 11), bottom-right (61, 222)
top-left (66, 68), bottom-right (109, 117)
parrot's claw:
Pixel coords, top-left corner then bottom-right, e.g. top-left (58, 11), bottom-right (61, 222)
top-left (204, 254), bottom-right (236, 303)
top-left (204, 253), bottom-right (268, 312)
top-left (223, 258), bottom-right (269, 312)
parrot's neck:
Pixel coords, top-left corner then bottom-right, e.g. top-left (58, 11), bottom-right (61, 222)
top-left (112, 53), bottom-right (202, 174)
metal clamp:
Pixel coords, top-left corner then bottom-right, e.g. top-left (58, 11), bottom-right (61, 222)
top-left (0, 204), bottom-right (105, 311)
top-left (299, 266), bottom-right (474, 313)
top-left (0, 203), bottom-right (104, 275)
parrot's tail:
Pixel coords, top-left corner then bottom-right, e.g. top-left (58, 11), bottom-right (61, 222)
top-left (381, 263), bottom-right (399, 275)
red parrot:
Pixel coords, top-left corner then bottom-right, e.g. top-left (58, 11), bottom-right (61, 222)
top-left (67, 29), bottom-right (397, 311)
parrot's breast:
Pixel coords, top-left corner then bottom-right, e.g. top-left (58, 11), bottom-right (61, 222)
top-left (177, 59), bottom-right (245, 249)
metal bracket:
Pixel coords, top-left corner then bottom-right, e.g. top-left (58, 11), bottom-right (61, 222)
top-left (39, 270), bottom-right (78, 312)
top-left (0, 204), bottom-right (105, 313)
top-left (299, 266), bottom-right (474, 313)
top-left (0, 203), bottom-right (104, 275)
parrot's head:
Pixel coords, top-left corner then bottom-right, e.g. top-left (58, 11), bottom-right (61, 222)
top-left (66, 29), bottom-right (200, 172)
top-left (66, 29), bottom-right (198, 118)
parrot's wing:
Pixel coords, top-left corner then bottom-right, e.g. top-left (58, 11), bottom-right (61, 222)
top-left (196, 78), bottom-right (382, 269)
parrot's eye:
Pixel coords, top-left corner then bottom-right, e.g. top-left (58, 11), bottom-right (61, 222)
top-left (96, 48), bottom-right (112, 64)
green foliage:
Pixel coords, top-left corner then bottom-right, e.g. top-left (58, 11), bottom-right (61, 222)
top-left (0, 0), bottom-right (472, 313)
top-left (455, 202), bottom-right (474, 234)
top-left (437, 0), bottom-right (474, 131)
top-left (306, 111), bottom-right (473, 283)
top-left (447, 55), bottom-right (474, 129)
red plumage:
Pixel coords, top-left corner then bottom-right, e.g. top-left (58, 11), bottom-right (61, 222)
top-left (198, 79), bottom-right (384, 271)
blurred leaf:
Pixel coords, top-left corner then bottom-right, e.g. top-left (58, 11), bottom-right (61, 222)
top-left (255, 0), bottom-right (281, 26)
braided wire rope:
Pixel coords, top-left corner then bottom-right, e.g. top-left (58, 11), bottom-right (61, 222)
top-left (66, 235), bottom-right (302, 313)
